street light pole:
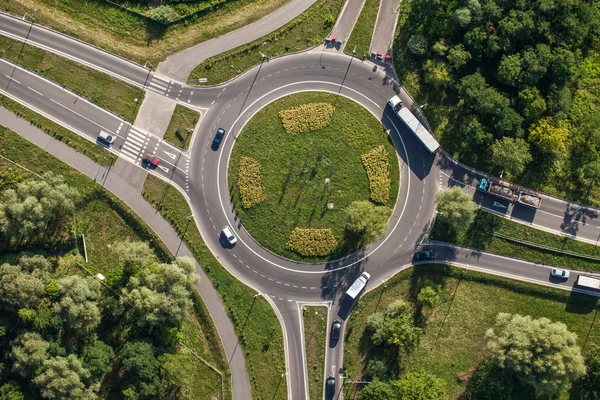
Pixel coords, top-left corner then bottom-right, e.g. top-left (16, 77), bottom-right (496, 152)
top-left (6, 13), bottom-right (35, 91)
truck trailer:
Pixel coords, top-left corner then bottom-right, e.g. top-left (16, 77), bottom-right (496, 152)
top-left (346, 272), bottom-right (371, 299)
top-left (577, 275), bottom-right (600, 290)
top-left (388, 96), bottom-right (440, 153)
top-left (478, 178), bottom-right (542, 209)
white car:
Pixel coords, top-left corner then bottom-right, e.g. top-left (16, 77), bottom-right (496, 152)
top-left (222, 225), bottom-right (237, 245)
top-left (97, 130), bottom-right (116, 146)
top-left (551, 268), bottom-right (570, 279)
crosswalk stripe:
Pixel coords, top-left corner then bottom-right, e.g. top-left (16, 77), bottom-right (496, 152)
top-left (126, 135), bottom-right (145, 147)
top-left (123, 143), bottom-right (142, 154)
top-left (128, 128), bottom-right (148, 139)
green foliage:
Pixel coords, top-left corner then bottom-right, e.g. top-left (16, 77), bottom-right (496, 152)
top-left (528, 117), bottom-right (568, 156)
top-left (0, 382), bottom-right (23, 400)
top-left (361, 146), bottom-right (391, 205)
top-left (423, 59), bottom-right (450, 88)
top-left (447, 44), bottom-right (471, 70)
top-left (54, 276), bottom-right (101, 335)
top-left (237, 156), bottom-right (267, 209)
top-left (485, 313), bottom-right (586, 396)
top-left (489, 137), bottom-right (532, 177)
top-left (408, 34), bottom-right (428, 56)
top-left (0, 263), bottom-right (46, 309)
top-left (358, 378), bottom-right (395, 400)
top-left (278, 102), bottom-right (334, 136)
top-left (453, 8), bottom-right (472, 27)
top-left (345, 201), bottom-right (391, 243)
top-left (287, 228), bottom-right (338, 256)
top-left (367, 358), bottom-right (389, 379)
top-left (146, 5), bottom-right (179, 23)
top-left (120, 341), bottom-right (161, 398)
top-left (417, 285), bottom-right (441, 308)
top-left (394, 370), bottom-right (446, 400)
top-left (517, 88), bottom-right (546, 123)
top-left (9, 332), bottom-right (50, 377)
top-left (161, 353), bottom-right (194, 391)
top-left (435, 187), bottom-right (478, 230)
top-left (367, 300), bottom-right (422, 351)
top-left (82, 341), bottom-right (114, 381)
top-left (33, 355), bottom-right (96, 400)
top-left (572, 350), bottom-right (600, 399)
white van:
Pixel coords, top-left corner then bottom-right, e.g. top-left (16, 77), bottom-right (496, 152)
top-left (222, 226), bottom-right (237, 245)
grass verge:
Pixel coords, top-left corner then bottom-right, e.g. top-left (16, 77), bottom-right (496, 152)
top-left (0, 35), bottom-right (144, 121)
top-left (303, 306), bottom-right (327, 399)
top-left (0, 95), bottom-right (114, 166)
top-left (142, 175), bottom-right (288, 400)
top-left (188, 0), bottom-right (343, 85)
top-left (228, 92), bottom-right (400, 261)
top-left (0, 124), bottom-right (228, 398)
top-left (343, 264), bottom-right (600, 399)
top-left (431, 210), bottom-right (600, 272)
top-left (0, 0), bottom-right (290, 65)
top-left (163, 105), bottom-right (200, 149)
top-left (345, 0), bottom-right (380, 58)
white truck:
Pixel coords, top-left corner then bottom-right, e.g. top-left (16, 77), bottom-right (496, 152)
top-left (577, 275), bottom-right (600, 290)
top-left (388, 95), bottom-right (440, 153)
top-left (346, 272), bottom-right (371, 299)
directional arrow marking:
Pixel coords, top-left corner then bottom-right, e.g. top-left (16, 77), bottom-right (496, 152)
top-left (158, 165), bottom-right (169, 173)
top-left (493, 201), bottom-right (508, 209)
top-left (163, 151), bottom-right (177, 160)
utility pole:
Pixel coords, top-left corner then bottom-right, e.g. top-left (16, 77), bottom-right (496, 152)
top-left (6, 13), bottom-right (34, 91)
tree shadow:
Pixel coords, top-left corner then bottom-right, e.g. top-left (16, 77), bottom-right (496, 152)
top-left (459, 360), bottom-right (536, 400)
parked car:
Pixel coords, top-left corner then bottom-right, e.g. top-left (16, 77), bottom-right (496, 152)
top-left (551, 268), bottom-right (570, 279)
top-left (212, 128), bottom-right (225, 149)
top-left (331, 319), bottom-right (342, 340)
top-left (97, 130), bottom-right (115, 146)
top-left (222, 225), bottom-right (237, 245)
top-left (143, 153), bottom-right (160, 167)
top-left (326, 376), bottom-right (336, 396)
top-left (415, 250), bottom-right (434, 260)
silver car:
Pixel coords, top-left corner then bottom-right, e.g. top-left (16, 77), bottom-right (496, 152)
top-left (551, 268), bottom-right (570, 279)
top-left (98, 130), bottom-right (116, 146)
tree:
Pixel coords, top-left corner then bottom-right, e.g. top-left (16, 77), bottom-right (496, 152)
top-left (497, 54), bottom-right (522, 87)
top-left (0, 382), bottom-right (23, 400)
top-left (417, 285), bottom-right (441, 308)
top-left (120, 341), bottom-right (161, 398)
top-left (367, 358), bottom-right (389, 379)
top-left (407, 34), bottom-right (428, 56)
top-left (368, 300), bottom-right (422, 351)
top-left (54, 275), bottom-right (101, 335)
top-left (33, 355), bottom-right (96, 400)
top-left (528, 118), bottom-right (568, 156)
top-left (394, 370), bottom-right (446, 400)
top-left (453, 8), bottom-right (472, 27)
top-left (0, 263), bottom-right (46, 309)
top-left (572, 350), bottom-right (600, 399)
top-left (345, 201), bottom-right (391, 243)
top-left (112, 240), bottom-right (156, 271)
top-left (485, 313), bottom-right (586, 396)
top-left (517, 88), bottom-right (546, 123)
top-left (423, 59), bottom-right (450, 88)
top-left (435, 187), bottom-right (477, 230)
top-left (10, 332), bottom-right (50, 377)
top-left (358, 379), bottom-right (395, 400)
top-left (447, 44), bottom-right (471, 70)
top-left (489, 137), bottom-right (532, 177)
top-left (161, 353), bottom-right (194, 393)
top-left (82, 340), bottom-right (114, 381)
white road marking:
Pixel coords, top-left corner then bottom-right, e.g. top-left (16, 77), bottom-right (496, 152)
top-left (27, 87), bottom-right (43, 96)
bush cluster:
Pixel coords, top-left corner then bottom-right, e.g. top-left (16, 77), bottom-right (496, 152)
top-left (278, 103), bottom-right (334, 136)
top-left (287, 228), bottom-right (338, 256)
top-left (361, 145), bottom-right (391, 205)
top-left (237, 156), bottom-right (267, 209)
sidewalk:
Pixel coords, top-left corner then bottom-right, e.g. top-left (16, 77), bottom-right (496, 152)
top-left (0, 106), bottom-right (251, 400)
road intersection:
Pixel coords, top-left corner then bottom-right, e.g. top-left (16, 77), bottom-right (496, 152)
top-left (2, 8), bottom-right (600, 400)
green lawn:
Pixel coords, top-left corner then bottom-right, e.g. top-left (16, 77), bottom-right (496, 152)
top-left (0, 0), bottom-right (290, 65)
top-left (303, 306), bottom-right (327, 399)
top-left (430, 210), bottom-right (600, 272)
top-left (188, 0), bottom-right (343, 85)
top-left (0, 35), bottom-right (144, 121)
top-left (345, 0), bottom-right (380, 58)
top-left (142, 175), bottom-right (288, 400)
top-left (0, 125), bottom-right (229, 398)
top-left (0, 95), bottom-right (114, 166)
top-left (163, 105), bottom-right (200, 149)
top-left (228, 92), bottom-right (399, 261)
top-left (343, 264), bottom-right (600, 399)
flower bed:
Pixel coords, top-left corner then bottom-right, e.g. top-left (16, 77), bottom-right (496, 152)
top-left (287, 228), bottom-right (338, 256)
top-left (361, 145), bottom-right (391, 205)
top-left (278, 103), bottom-right (334, 136)
top-left (237, 156), bottom-right (267, 209)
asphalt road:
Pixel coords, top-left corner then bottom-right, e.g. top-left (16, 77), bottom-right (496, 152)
top-left (4, 15), bottom-right (600, 400)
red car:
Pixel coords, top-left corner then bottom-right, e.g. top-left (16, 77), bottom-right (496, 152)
top-left (143, 153), bottom-right (160, 166)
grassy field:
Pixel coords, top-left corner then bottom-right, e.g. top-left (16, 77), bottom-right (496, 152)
top-left (0, 124), bottom-right (229, 399)
top-left (430, 210), bottom-right (600, 272)
top-left (0, 35), bottom-right (143, 121)
top-left (228, 92), bottom-right (400, 261)
top-left (303, 306), bottom-right (327, 399)
top-left (0, 95), bottom-right (115, 166)
top-left (188, 0), bottom-right (343, 85)
top-left (142, 175), bottom-right (288, 400)
top-left (0, 0), bottom-right (290, 66)
top-left (345, 0), bottom-right (380, 58)
top-left (163, 105), bottom-right (200, 149)
top-left (343, 264), bottom-right (600, 399)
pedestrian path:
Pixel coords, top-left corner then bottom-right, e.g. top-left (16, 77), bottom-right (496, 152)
top-left (121, 126), bottom-right (151, 163)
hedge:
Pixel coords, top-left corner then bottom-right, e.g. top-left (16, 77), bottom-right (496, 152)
top-left (278, 103), bottom-right (334, 136)
top-left (361, 145), bottom-right (391, 205)
top-left (287, 228), bottom-right (338, 256)
top-left (237, 156), bottom-right (267, 209)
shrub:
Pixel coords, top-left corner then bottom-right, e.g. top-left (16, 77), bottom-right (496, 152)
top-left (237, 156), bottom-right (266, 209)
top-left (146, 6), bottom-right (179, 23)
top-left (287, 228), bottom-right (338, 256)
top-left (278, 103), bottom-right (334, 136)
top-left (361, 145), bottom-right (391, 205)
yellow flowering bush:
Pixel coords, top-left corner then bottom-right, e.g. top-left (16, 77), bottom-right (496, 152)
top-left (361, 145), bottom-right (391, 205)
top-left (287, 228), bottom-right (338, 256)
top-left (278, 103), bottom-right (334, 135)
top-left (237, 156), bottom-right (267, 209)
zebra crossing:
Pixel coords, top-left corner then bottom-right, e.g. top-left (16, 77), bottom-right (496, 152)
top-left (148, 74), bottom-right (195, 104)
top-left (120, 125), bottom-right (150, 164)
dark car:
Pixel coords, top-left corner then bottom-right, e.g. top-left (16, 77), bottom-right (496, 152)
top-left (212, 128), bottom-right (225, 149)
top-left (326, 376), bottom-right (336, 396)
top-left (331, 319), bottom-right (342, 340)
top-left (415, 250), bottom-right (434, 260)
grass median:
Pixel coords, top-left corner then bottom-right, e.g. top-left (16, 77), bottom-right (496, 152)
top-left (431, 210), bottom-right (600, 272)
top-left (188, 0), bottom-right (343, 85)
top-left (303, 306), bottom-right (327, 399)
top-left (345, 0), bottom-right (380, 58)
top-left (142, 175), bottom-right (288, 400)
top-left (163, 105), bottom-right (200, 149)
top-left (343, 264), bottom-right (600, 399)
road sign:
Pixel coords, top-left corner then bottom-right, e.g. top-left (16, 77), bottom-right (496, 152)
top-left (493, 201), bottom-right (507, 209)
top-left (198, 78), bottom-right (208, 83)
